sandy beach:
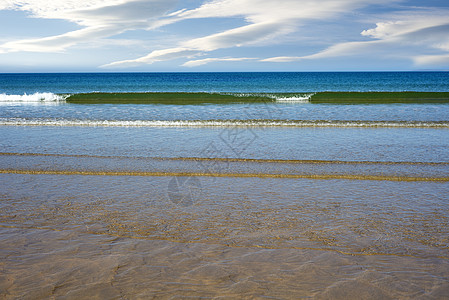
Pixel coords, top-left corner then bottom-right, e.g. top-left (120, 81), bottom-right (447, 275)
top-left (1, 168), bottom-right (448, 298)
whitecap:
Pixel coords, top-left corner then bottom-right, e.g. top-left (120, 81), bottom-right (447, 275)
top-left (0, 92), bottom-right (68, 103)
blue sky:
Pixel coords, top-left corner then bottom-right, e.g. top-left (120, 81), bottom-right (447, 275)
top-left (0, 0), bottom-right (448, 72)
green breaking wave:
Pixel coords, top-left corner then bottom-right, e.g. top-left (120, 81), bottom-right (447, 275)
top-left (64, 92), bottom-right (449, 104)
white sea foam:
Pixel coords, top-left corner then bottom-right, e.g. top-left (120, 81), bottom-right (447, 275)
top-left (1, 118), bottom-right (448, 128)
top-left (231, 93), bottom-right (313, 103)
top-left (0, 93), bottom-right (68, 103)
top-left (274, 94), bottom-right (314, 102)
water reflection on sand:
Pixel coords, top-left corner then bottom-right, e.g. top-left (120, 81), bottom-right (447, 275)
top-left (1, 172), bottom-right (448, 299)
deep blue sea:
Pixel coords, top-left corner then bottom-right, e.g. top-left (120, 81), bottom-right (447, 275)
top-left (1, 72), bottom-right (448, 94)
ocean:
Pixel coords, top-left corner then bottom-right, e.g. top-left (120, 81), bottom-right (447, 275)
top-left (1, 72), bottom-right (449, 298)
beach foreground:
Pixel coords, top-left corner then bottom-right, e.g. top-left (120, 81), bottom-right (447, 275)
top-left (1, 167), bottom-right (448, 298)
top-left (2, 225), bottom-right (448, 299)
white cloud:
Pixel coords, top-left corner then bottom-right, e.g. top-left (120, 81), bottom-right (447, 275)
top-left (104, 19), bottom-right (294, 68)
top-left (1, 26), bottom-right (122, 52)
top-left (262, 40), bottom-right (387, 63)
top-left (262, 10), bottom-right (449, 68)
top-left (0, 0), bottom-right (178, 53)
top-left (182, 57), bottom-right (257, 67)
top-left (360, 10), bottom-right (449, 39)
top-left (184, 21), bottom-right (293, 51)
top-left (261, 56), bottom-right (300, 63)
top-left (3, 0), bottom-right (448, 69)
top-left (103, 48), bottom-right (201, 68)
top-left (0, 1), bottom-right (15, 10)
top-left (102, 0), bottom-right (397, 67)
top-left (173, 0), bottom-right (380, 23)
top-left (413, 54), bottom-right (449, 66)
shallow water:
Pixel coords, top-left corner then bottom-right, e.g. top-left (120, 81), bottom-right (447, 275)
top-left (1, 172), bottom-right (448, 299)
top-left (1, 72), bottom-right (449, 298)
top-left (2, 102), bottom-right (449, 122)
top-left (1, 121), bottom-right (449, 299)
top-left (1, 126), bottom-right (449, 162)
top-left (1, 136), bottom-right (449, 298)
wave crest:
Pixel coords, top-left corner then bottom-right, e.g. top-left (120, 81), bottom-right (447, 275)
top-left (0, 93), bottom-right (67, 102)
top-left (274, 94), bottom-right (314, 102)
top-left (230, 93), bottom-right (313, 102)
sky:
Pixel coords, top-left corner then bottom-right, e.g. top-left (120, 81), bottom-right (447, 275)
top-left (0, 0), bottom-right (448, 72)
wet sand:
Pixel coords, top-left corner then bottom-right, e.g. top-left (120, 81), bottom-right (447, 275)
top-left (1, 168), bottom-right (448, 299)
top-left (2, 226), bottom-right (448, 299)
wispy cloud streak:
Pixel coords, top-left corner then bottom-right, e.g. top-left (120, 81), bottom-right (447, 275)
top-left (262, 10), bottom-right (449, 67)
top-left (101, 0), bottom-right (396, 67)
top-left (0, 0), bottom-right (178, 53)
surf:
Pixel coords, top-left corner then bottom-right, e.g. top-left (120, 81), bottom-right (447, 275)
top-left (0, 92), bottom-right (68, 103)
top-left (1, 118), bottom-right (448, 128)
